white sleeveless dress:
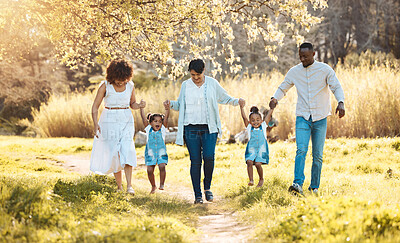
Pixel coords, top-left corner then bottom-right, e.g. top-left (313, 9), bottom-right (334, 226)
top-left (90, 81), bottom-right (137, 174)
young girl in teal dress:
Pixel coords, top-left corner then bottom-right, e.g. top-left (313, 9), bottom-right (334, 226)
top-left (139, 100), bottom-right (170, 194)
top-left (239, 100), bottom-right (274, 187)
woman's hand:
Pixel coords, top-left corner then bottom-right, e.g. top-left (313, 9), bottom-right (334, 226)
top-left (239, 98), bottom-right (245, 108)
top-left (94, 123), bottom-right (101, 138)
top-left (139, 99), bottom-right (146, 109)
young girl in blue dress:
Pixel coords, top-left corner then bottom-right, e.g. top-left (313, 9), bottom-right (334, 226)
top-left (139, 100), bottom-right (170, 194)
top-left (239, 100), bottom-right (274, 187)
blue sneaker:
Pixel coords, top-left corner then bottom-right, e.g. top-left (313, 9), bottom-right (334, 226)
top-left (194, 197), bottom-right (203, 204)
top-left (288, 183), bottom-right (304, 196)
top-left (205, 191), bottom-right (213, 202)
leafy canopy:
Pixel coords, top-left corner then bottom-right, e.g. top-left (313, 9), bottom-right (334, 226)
top-left (1, 0), bottom-right (327, 78)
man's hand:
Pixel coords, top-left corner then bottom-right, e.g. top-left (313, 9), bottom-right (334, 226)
top-left (335, 101), bottom-right (345, 118)
top-left (238, 98), bottom-right (245, 108)
top-left (269, 98), bottom-right (278, 109)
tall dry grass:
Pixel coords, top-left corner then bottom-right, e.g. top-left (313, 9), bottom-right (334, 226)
top-left (32, 63), bottom-right (400, 139)
top-left (32, 92), bottom-right (95, 137)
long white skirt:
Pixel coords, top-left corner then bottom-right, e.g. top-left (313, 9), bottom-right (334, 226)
top-left (90, 109), bottom-right (137, 174)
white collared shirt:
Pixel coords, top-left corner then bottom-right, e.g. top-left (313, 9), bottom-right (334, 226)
top-left (184, 79), bottom-right (208, 125)
top-left (273, 61), bottom-right (345, 121)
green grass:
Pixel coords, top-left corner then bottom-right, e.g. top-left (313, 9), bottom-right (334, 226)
top-left (2, 136), bottom-right (400, 242)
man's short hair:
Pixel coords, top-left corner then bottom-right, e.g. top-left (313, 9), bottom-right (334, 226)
top-left (299, 42), bottom-right (314, 51)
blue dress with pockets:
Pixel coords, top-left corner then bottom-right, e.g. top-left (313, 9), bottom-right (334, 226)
top-left (144, 125), bottom-right (168, 166)
top-left (245, 121), bottom-right (269, 164)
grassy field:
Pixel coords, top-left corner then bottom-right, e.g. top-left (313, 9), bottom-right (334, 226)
top-left (1, 135), bottom-right (400, 242)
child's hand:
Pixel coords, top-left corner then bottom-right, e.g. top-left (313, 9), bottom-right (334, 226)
top-left (269, 98), bottom-right (278, 109)
top-left (238, 98), bottom-right (245, 108)
top-left (163, 100), bottom-right (170, 110)
top-left (139, 99), bottom-right (146, 109)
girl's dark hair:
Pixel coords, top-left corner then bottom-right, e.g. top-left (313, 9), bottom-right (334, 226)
top-left (146, 113), bottom-right (164, 123)
top-left (106, 59), bottom-right (133, 84)
top-left (249, 106), bottom-right (262, 120)
top-left (188, 59), bottom-right (205, 73)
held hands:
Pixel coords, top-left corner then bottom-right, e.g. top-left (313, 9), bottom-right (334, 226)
top-left (335, 101), bottom-right (345, 118)
top-left (238, 98), bottom-right (245, 108)
top-left (139, 99), bottom-right (146, 109)
top-left (269, 98), bottom-right (278, 109)
top-left (163, 100), bottom-right (170, 110)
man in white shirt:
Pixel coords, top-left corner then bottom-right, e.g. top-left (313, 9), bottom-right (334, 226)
top-left (269, 42), bottom-right (345, 195)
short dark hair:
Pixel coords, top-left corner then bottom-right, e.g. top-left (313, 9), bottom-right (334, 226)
top-left (299, 42), bottom-right (314, 51)
top-left (106, 59), bottom-right (133, 84)
top-left (188, 59), bottom-right (205, 73)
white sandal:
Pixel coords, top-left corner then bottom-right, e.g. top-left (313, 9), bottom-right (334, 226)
top-left (127, 187), bottom-right (135, 195)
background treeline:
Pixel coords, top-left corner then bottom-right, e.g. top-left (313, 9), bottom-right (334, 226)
top-left (0, 0), bottom-right (399, 138)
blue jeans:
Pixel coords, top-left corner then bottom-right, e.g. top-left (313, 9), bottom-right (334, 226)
top-left (294, 116), bottom-right (327, 189)
top-left (184, 125), bottom-right (218, 199)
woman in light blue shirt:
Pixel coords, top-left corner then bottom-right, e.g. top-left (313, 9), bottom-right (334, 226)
top-left (164, 59), bottom-right (244, 204)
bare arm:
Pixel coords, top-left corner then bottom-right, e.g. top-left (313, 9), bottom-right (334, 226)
top-left (91, 83), bottom-right (106, 137)
top-left (263, 108), bottom-right (274, 124)
top-left (163, 101), bottom-right (170, 128)
top-left (130, 87), bottom-right (141, 109)
top-left (239, 99), bottom-right (249, 127)
top-left (139, 100), bottom-right (149, 127)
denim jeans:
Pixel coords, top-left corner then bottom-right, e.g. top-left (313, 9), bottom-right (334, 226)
top-left (294, 116), bottom-right (327, 189)
top-left (184, 125), bottom-right (218, 198)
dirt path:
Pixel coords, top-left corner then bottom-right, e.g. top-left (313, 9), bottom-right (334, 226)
top-left (54, 154), bottom-right (253, 242)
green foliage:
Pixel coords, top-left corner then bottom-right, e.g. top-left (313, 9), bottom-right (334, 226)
top-left (53, 175), bottom-right (115, 203)
top-left (227, 176), bottom-right (293, 208)
top-left (259, 197), bottom-right (400, 242)
top-left (1, 0), bottom-right (326, 78)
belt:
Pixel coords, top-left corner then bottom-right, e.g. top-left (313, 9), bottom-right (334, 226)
top-left (105, 107), bottom-right (129, 110)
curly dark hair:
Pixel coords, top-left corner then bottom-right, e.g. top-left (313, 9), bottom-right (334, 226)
top-left (106, 59), bottom-right (133, 84)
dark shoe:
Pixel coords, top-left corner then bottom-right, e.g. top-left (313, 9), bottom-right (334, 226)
top-left (308, 187), bottom-right (318, 195)
top-left (288, 183), bottom-right (304, 196)
top-left (194, 197), bottom-right (203, 204)
top-left (205, 191), bottom-right (214, 202)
